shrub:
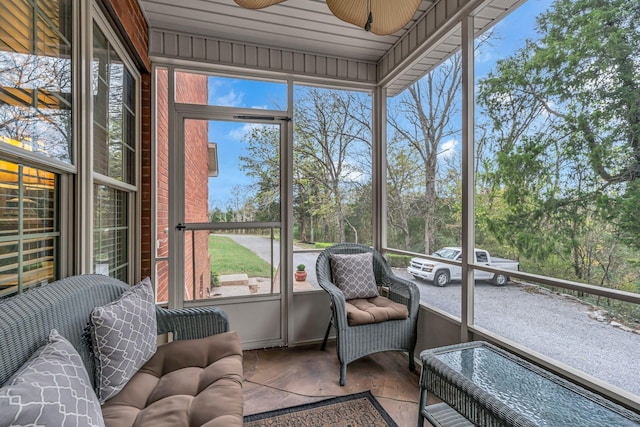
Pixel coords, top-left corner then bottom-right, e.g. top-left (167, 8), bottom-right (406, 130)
top-left (386, 254), bottom-right (412, 268)
top-left (210, 270), bottom-right (220, 287)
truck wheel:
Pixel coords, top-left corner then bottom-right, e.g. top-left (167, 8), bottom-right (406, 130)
top-left (492, 274), bottom-right (508, 286)
top-left (434, 271), bottom-right (449, 287)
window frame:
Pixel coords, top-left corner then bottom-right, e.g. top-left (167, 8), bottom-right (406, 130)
top-left (87, 5), bottom-right (141, 284)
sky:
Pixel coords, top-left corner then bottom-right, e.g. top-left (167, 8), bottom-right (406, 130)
top-left (197, 0), bottom-right (554, 212)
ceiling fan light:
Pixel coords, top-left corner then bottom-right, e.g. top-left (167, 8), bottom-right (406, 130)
top-left (234, 0), bottom-right (286, 9)
top-left (326, 0), bottom-right (422, 35)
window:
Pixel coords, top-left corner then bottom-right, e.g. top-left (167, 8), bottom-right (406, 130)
top-left (473, 0), bottom-right (639, 397)
top-left (0, 0), bottom-right (71, 295)
top-left (0, 0), bottom-right (73, 163)
top-left (0, 2), bottom-right (140, 292)
top-left (292, 84), bottom-right (373, 290)
top-left (93, 185), bottom-right (128, 281)
top-left (0, 160), bottom-right (58, 298)
top-left (175, 72), bottom-right (286, 109)
top-left (385, 28), bottom-right (463, 317)
top-left (91, 19), bottom-right (137, 281)
top-left (92, 22), bottom-right (135, 184)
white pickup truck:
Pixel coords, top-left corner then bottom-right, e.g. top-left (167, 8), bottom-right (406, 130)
top-left (407, 247), bottom-right (519, 287)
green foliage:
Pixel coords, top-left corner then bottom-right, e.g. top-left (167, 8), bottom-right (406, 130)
top-left (470, 0), bottom-right (640, 310)
top-left (238, 126), bottom-right (281, 222)
top-left (314, 242), bottom-right (335, 249)
top-left (210, 270), bottom-right (220, 287)
top-left (296, 263), bottom-right (306, 271)
top-left (386, 254), bottom-right (412, 268)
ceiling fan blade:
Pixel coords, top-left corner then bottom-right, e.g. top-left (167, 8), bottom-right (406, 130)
top-left (234, 0), bottom-right (286, 9)
top-left (326, 0), bottom-right (422, 35)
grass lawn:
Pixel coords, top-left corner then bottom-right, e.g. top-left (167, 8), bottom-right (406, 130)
top-left (209, 235), bottom-right (273, 278)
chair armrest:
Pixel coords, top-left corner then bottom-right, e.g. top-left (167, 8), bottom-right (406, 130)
top-left (317, 278), bottom-right (348, 330)
top-left (381, 274), bottom-right (420, 318)
top-left (155, 306), bottom-right (230, 340)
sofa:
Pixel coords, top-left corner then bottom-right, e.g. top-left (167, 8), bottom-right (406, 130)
top-left (0, 275), bottom-right (243, 427)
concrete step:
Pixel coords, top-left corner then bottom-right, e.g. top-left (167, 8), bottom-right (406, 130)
top-left (219, 273), bottom-right (249, 286)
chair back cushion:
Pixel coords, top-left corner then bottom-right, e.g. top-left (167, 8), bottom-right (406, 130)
top-left (329, 252), bottom-right (379, 299)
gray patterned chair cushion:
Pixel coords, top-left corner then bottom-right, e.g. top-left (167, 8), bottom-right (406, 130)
top-left (329, 252), bottom-right (379, 300)
top-left (90, 277), bottom-right (157, 403)
top-left (0, 329), bottom-right (105, 427)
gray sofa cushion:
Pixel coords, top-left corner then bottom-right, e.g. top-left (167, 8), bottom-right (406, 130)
top-left (329, 252), bottom-right (379, 300)
top-left (0, 329), bottom-right (105, 427)
top-left (90, 277), bottom-right (157, 403)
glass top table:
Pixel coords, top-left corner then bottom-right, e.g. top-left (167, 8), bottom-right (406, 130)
top-left (419, 341), bottom-right (640, 427)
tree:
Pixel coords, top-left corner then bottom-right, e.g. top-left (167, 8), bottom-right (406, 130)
top-left (388, 53), bottom-right (463, 254)
top-left (0, 51), bottom-right (72, 161)
top-left (294, 88), bottom-right (371, 242)
top-left (386, 134), bottom-right (424, 250)
top-left (477, 0), bottom-right (640, 277)
top-left (239, 125), bottom-right (281, 221)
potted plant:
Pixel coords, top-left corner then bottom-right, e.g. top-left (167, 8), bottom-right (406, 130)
top-left (295, 264), bottom-right (307, 281)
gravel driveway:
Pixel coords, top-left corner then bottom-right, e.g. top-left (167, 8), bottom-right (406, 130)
top-left (219, 234), bottom-right (640, 398)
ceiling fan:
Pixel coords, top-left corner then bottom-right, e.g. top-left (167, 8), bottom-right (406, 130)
top-left (234, 0), bottom-right (422, 36)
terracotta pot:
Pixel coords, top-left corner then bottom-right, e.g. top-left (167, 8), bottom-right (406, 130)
top-left (295, 271), bottom-right (307, 281)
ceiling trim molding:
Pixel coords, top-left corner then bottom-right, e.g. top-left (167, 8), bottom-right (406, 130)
top-left (149, 28), bottom-right (377, 84)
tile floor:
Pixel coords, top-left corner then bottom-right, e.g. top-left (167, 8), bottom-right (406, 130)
top-left (243, 342), bottom-right (437, 427)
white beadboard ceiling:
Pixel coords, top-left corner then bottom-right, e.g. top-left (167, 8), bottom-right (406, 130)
top-left (139, 0), bottom-right (521, 93)
top-left (140, 0), bottom-right (434, 63)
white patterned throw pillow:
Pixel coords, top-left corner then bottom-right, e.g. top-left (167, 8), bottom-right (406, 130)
top-left (90, 277), bottom-right (157, 403)
top-left (329, 252), bottom-right (379, 300)
top-left (0, 329), bottom-right (105, 427)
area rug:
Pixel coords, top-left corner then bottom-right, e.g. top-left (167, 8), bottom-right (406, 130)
top-left (244, 390), bottom-right (398, 427)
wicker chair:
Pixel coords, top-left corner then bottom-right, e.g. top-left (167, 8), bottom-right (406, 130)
top-left (316, 243), bottom-right (420, 386)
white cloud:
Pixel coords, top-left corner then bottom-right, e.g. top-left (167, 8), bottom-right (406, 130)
top-left (227, 123), bottom-right (271, 141)
top-left (213, 89), bottom-right (244, 107)
top-left (438, 139), bottom-right (458, 159)
top-left (228, 123), bottom-right (255, 140)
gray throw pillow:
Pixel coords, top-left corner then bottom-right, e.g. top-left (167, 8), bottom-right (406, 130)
top-left (90, 277), bottom-right (157, 403)
top-left (329, 252), bottom-right (379, 300)
top-left (0, 329), bottom-right (105, 427)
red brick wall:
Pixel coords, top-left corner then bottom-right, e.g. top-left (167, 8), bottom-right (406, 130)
top-left (155, 69), bottom-right (169, 302)
top-left (155, 71), bottom-right (211, 302)
top-left (101, 0), bottom-right (151, 72)
top-left (181, 74), bottom-right (211, 300)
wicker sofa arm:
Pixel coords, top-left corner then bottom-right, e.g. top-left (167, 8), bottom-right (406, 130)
top-left (156, 306), bottom-right (230, 340)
